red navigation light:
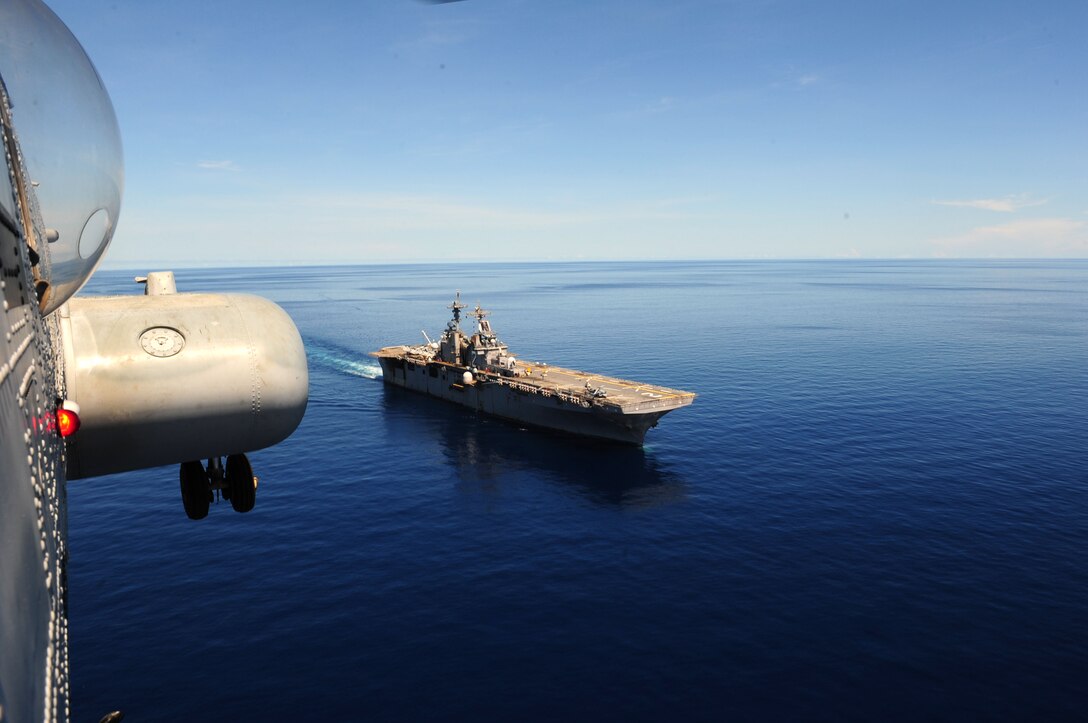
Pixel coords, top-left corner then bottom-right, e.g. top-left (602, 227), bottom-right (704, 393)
top-left (56, 400), bottom-right (81, 438)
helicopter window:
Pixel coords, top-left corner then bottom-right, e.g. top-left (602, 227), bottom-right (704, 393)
top-left (78, 207), bottom-right (111, 259)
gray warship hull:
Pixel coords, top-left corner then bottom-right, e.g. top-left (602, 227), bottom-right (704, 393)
top-left (371, 294), bottom-right (694, 445)
top-left (374, 356), bottom-right (681, 444)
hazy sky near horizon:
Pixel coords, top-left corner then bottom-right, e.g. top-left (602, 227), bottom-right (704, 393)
top-left (46, 0), bottom-right (1088, 266)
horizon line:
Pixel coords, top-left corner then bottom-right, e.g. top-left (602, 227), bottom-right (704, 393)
top-left (94, 257), bottom-right (1088, 273)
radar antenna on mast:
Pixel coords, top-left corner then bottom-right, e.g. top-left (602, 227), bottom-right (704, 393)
top-left (448, 290), bottom-right (467, 329)
top-left (472, 303), bottom-right (496, 337)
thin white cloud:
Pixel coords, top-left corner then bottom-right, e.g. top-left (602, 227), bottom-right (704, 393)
top-left (398, 30), bottom-right (465, 49)
top-left (769, 67), bottom-right (824, 90)
top-left (931, 194), bottom-right (1046, 212)
top-left (197, 160), bottom-right (240, 172)
top-left (646, 96), bottom-right (677, 114)
top-left (930, 217), bottom-right (1088, 257)
top-left (392, 17), bottom-right (479, 53)
top-left (295, 193), bottom-right (704, 231)
top-left (109, 190), bottom-right (724, 265)
top-left (611, 95), bottom-right (682, 120)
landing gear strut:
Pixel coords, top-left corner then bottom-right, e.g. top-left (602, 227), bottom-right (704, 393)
top-left (177, 453), bottom-right (258, 519)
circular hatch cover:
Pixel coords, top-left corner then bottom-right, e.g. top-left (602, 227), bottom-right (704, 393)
top-left (140, 327), bottom-right (185, 358)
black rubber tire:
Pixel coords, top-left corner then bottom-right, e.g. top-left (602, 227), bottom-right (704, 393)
top-left (226, 454), bottom-right (256, 513)
top-left (179, 461), bottom-right (210, 520)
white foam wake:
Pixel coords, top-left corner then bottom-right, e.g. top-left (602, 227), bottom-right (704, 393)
top-left (306, 346), bottom-right (383, 380)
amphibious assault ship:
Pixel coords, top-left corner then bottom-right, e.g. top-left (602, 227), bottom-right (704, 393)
top-left (371, 293), bottom-right (695, 444)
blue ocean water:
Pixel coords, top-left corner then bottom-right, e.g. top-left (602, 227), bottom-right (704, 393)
top-left (67, 260), bottom-right (1087, 721)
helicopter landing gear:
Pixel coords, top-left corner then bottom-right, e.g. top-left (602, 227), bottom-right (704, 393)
top-left (226, 454), bottom-right (256, 513)
top-left (179, 460), bottom-right (211, 520)
top-left (178, 453), bottom-right (257, 519)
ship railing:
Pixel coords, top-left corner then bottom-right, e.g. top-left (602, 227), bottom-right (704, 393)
top-left (488, 375), bottom-right (592, 407)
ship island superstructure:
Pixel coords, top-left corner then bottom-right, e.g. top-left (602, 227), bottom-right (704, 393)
top-left (370, 293), bottom-right (695, 444)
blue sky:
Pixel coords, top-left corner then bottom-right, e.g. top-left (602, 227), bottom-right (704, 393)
top-left (46, 0), bottom-right (1088, 266)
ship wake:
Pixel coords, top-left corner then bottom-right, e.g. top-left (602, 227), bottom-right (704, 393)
top-left (305, 339), bottom-right (383, 380)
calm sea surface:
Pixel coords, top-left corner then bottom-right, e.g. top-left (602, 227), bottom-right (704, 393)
top-left (68, 260), bottom-right (1087, 721)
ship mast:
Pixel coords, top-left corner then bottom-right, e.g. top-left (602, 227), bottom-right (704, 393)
top-left (448, 291), bottom-right (467, 331)
top-left (442, 291), bottom-right (468, 364)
